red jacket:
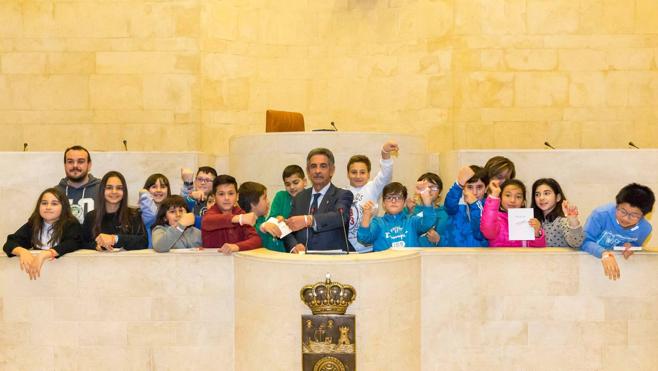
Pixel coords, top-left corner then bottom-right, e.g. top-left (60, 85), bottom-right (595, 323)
top-left (201, 205), bottom-right (261, 251)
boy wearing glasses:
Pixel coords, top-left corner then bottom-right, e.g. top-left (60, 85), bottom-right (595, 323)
top-left (181, 166), bottom-right (218, 228)
top-left (582, 183), bottom-right (655, 281)
top-left (357, 181), bottom-right (436, 252)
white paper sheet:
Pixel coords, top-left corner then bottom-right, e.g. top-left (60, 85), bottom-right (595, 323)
top-left (266, 217), bottom-right (292, 238)
top-left (508, 208), bottom-right (535, 241)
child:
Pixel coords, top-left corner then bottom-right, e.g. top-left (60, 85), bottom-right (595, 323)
top-left (201, 175), bottom-right (261, 254)
top-left (443, 165), bottom-right (489, 247)
top-left (347, 140), bottom-right (398, 253)
top-left (406, 172), bottom-right (448, 247)
top-left (480, 179), bottom-right (546, 247)
top-left (357, 181), bottom-right (435, 251)
top-left (3, 188), bottom-right (82, 280)
top-left (152, 195), bottom-right (202, 252)
top-left (269, 165), bottom-right (307, 222)
top-left (181, 166), bottom-right (218, 228)
top-left (82, 171), bottom-right (148, 251)
top-left (139, 173), bottom-right (171, 247)
top-left (531, 178), bottom-right (583, 248)
top-left (238, 181), bottom-right (284, 252)
top-left (484, 156), bottom-right (516, 185)
top-left (582, 183), bottom-right (655, 280)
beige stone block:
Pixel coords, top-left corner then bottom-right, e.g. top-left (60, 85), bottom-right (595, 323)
top-left (53, 2), bottom-right (130, 38)
top-left (428, 74), bottom-right (453, 108)
top-left (606, 71), bottom-right (658, 107)
top-left (176, 321), bottom-right (232, 346)
top-left (143, 74), bottom-right (196, 112)
top-left (151, 297), bottom-right (200, 321)
top-left (31, 321), bottom-right (79, 346)
top-left (552, 296), bottom-right (605, 321)
top-left (628, 320), bottom-right (658, 345)
top-left (604, 296), bottom-right (658, 321)
top-left (559, 49), bottom-right (608, 71)
top-left (456, 72), bottom-right (514, 108)
top-left (455, 0), bottom-right (526, 35)
top-left (515, 72), bottom-right (568, 107)
top-left (3, 296), bottom-right (53, 322)
top-left (46, 52), bottom-right (95, 74)
top-left (607, 49), bottom-right (654, 70)
top-left (493, 121), bottom-right (547, 148)
top-left (29, 75), bottom-right (89, 110)
top-left (527, 0), bottom-right (579, 34)
top-left (90, 75), bottom-right (143, 110)
top-left (602, 345), bottom-right (658, 371)
top-left (78, 321), bottom-right (127, 346)
top-left (72, 346), bottom-right (152, 371)
top-left (503, 296), bottom-right (554, 320)
top-left (0, 3), bottom-right (22, 37)
top-left (505, 49), bottom-right (557, 71)
top-left (222, 77), bottom-right (250, 110)
top-left (128, 3), bottom-right (175, 38)
top-left (153, 346), bottom-right (232, 370)
top-left (580, 320), bottom-right (628, 347)
top-left (480, 49), bottom-right (505, 70)
top-left (201, 2), bottom-right (240, 40)
top-left (581, 121), bottom-right (633, 148)
top-left (0, 345), bottom-right (53, 370)
top-left (579, 0), bottom-right (634, 34)
top-left (97, 52), bottom-right (197, 74)
top-left (0, 322), bottom-right (30, 346)
top-left (127, 322), bottom-right (179, 346)
top-left (92, 109), bottom-right (173, 124)
top-left (569, 72), bottom-right (606, 107)
top-left (633, 121), bottom-right (658, 148)
top-left (21, 2), bottom-right (57, 37)
top-left (2, 53), bottom-right (47, 74)
top-left (636, 0), bottom-right (658, 34)
top-left (454, 122), bottom-right (495, 149)
top-left (544, 121), bottom-right (582, 149)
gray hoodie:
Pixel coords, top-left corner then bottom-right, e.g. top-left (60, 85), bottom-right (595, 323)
top-left (56, 174), bottom-right (101, 224)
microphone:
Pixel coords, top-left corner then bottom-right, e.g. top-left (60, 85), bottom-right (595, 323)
top-left (23, 142), bottom-right (28, 152)
top-left (330, 121), bottom-right (338, 131)
top-left (338, 208), bottom-right (350, 254)
top-left (544, 141), bottom-right (556, 149)
top-left (122, 139), bottom-right (128, 151)
top-left (629, 141), bottom-right (640, 149)
top-left (305, 208), bottom-right (316, 253)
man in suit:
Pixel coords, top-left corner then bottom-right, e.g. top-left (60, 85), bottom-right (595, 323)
top-left (284, 148), bottom-right (354, 253)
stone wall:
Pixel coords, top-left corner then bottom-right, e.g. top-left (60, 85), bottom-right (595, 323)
top-left (2, 1), bottom-right (657, 155)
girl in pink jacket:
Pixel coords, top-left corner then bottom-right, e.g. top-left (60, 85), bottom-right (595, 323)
top-left (480, 179), bottom-right (546, 247)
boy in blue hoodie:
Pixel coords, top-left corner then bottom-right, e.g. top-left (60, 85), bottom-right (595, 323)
top-left (357, 181), bottom-right (435, 251)
top-left (443, 165), bottom-right (489, 247)
top-left (582, 183), bottom-right (655, 281)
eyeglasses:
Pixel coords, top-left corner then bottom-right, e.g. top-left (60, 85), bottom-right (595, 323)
top-left (196, 177), bottom-right (214, 184)
top-left (616, 206), bottom-right (643, 221)
top-left (384, 195), bottom-right (404, 202)
top-left (428, 186), bottom-right (440, 192)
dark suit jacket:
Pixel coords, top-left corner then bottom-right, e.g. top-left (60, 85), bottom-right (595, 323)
top-left (284, 183), bottom-right (354, 252)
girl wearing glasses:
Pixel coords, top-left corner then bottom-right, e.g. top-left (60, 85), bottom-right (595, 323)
top-left (405, 172), bottom-right (449, 247)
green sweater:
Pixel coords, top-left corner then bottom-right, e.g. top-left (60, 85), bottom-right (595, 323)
top-left (256, 190), bottom-right (293, 252)
top-left (269, 190), bottom-right (292, 219)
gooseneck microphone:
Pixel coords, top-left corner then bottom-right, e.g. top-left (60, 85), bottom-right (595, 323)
top-left (122, 139), bottom-right (128, 151)
top-left (330, 121), bottom-right (338, 131)
top-left (544, 141), bottom-right (556, 150)
top-left (338, 208), bottom-right (350, 254)
top-left (629, 141), bottom-right (640, 149)
top-left (23, 142), bottom-right (28, 152)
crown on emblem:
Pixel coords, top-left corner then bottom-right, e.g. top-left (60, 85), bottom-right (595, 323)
top-left (300, 273), bottom-right (356, 315)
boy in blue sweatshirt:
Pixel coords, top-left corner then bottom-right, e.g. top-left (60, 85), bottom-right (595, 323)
top-left (443, 165), bottom-right (489, 247)
top-left (357, 181), bottom-right (436, 251)
top-left (582, 183), bottom-right (655, 281)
